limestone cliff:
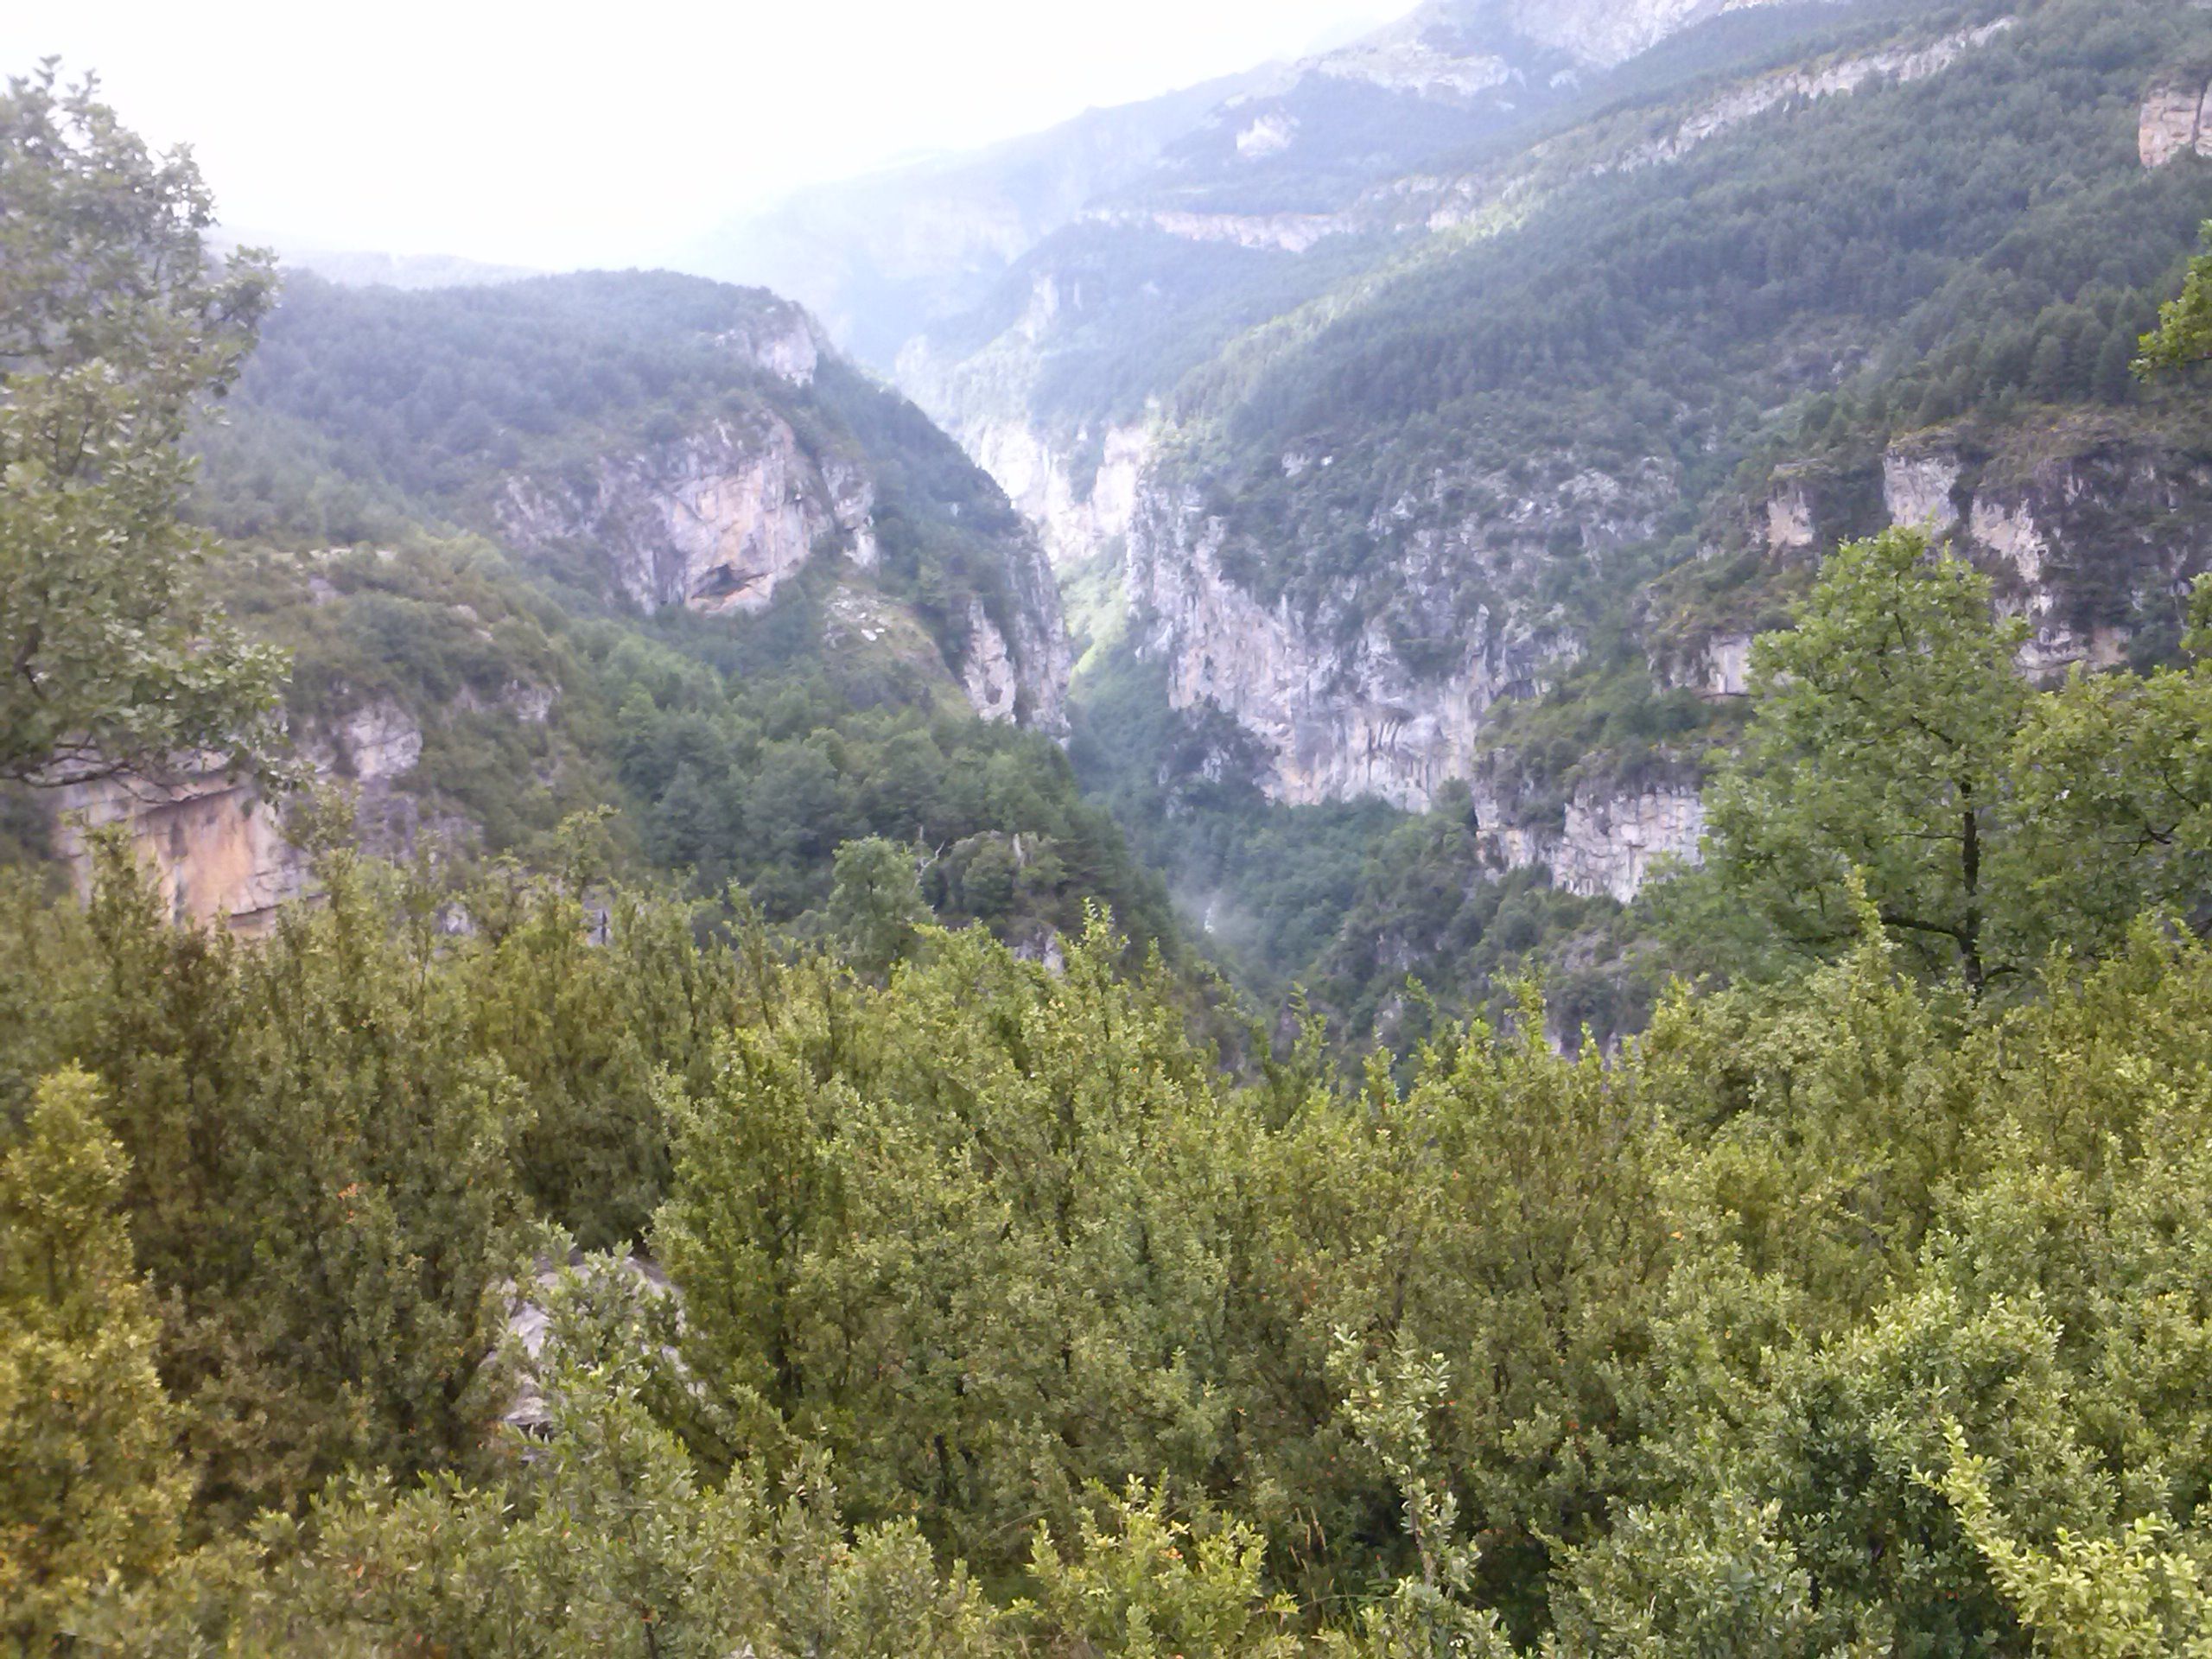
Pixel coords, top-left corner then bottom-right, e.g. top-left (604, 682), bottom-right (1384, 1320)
top-left (493, 385), bottom-right (1067, 732)
top-left (51, 768), bottom-right (312, 933)
top-left (717, 296), bottom-right (825, 385)
top-left (48, 698), bottom-right (432, 933)
top-left (498, 416), bottom-right (871, 617)
top-left (2141, 72), bottom-right (2212, 168)
top-left (1880, 429), bottom-right (2208, 677)
top-left (1545, 790), bottom-right (1708, 905)
top-left (1122, 450), bottom-right (1669, 813)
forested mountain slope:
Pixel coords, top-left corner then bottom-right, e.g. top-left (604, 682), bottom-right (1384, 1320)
top-left (876, 0), bottom-right (2212, 1035)
top-left (19, 44), bottom-right (2212, 1659)
top-left (25, 269), bottom-right (1174, 953)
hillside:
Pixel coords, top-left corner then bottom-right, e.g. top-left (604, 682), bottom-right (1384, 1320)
top-left (836, 0), bottom-right (2212, 1033)
top-left (18, 34), bottom-right (2212, 1657)
top-left (29, 268), bottom-right (1174, 954)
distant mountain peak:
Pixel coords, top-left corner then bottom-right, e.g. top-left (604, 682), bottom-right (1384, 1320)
top-left (1329, 0), bottom-right (1826, 76)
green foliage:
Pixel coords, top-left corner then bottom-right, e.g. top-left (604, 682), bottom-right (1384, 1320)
top-left (2136, 219), bottom-right (2212, 380)
top-left (1704, 528), bottom-right (2031, 991)
top-left (65, 836), bottom-right (536, 1525)
top-left (24, 9), bottom-right (2212, 1654)
top-left (1159, 0), bottom-right (2212, 638)
top-left (2011, 607), bottom-right (2212, 949)
top-left (9, 799), bottom-right (2212, 1651)
top-left (1936, 1428), bottom-right (2212, 1658)
top-left (0, 64), bottom-right (288, 786)
top-left (827, 836), bottom-right (931, 973)
top-left (1019, 1481), bottom-right (1297, 1659)
top-left (1071, 655), bottom-right (1645, 1047)
top-left (0, 1068), bottom-right (187, 1651)
top-left (605, 626), bottom-right (1173, 948)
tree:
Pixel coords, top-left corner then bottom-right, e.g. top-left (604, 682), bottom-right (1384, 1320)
top-left (0, 1068), bottom-right (188, 1649)
top-left (825, 836), bottom-right (931, 974)
top-left (1704, 528), bottom-right (2031, 993)
top-left (2136, 220), bottom-right (2212, 379)
top-left (2011, 602), bottom-right (2212, 951)
top-left (0, 64), bottom-right (287, 787)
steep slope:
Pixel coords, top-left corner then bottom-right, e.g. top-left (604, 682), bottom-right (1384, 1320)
top-left (681, 74), bottom-right (1260, 368)
top-left (891, 0), bottom-right (2212, 1035)
top-left (895, 2), bottom-right (1930, 568)
top-left (35, 269), bottom-right (1177, 953)
top-left (212, 272), bottom-right (1071, 733)
top-left (690, 0), bottom-right (1835, 382)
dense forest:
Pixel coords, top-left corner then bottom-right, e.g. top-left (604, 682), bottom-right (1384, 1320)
top-left (11, 21), bottom-right (2212, 1658)
top-left (13, 536), bottom-right (2212, 1651)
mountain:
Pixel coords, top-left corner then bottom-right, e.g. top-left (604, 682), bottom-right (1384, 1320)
top-left (678, 73), bottom-right (1263, 368)
top-left (768, 0), bottom-right (2212, 1033)
top-left (43, 268), bottom-right (1173, 954)
top-left (684, 2), bottom-right (1841, 374)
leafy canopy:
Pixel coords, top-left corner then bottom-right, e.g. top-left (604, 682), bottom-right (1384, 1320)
top-left (0, 63), bottom-right (285, 786)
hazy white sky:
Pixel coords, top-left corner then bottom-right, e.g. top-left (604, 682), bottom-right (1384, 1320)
top-left (16, 0), bottom-right (1412, 270)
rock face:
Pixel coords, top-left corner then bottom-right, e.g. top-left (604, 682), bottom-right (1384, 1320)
top-left (499, 416), bottom-right (871, 617)
top-left (967, 417), bottom-right (1156, 572)
top-left (1128, 492), bottom-right (1499, 808)
top-left (718, 297), bottom-right (823, 385)
top-left (1411, 18), bottom-right (2018, 232)
top-left (999, 533), bottom-right (1076, 734)
top-left (1122, 451), bottom-right (1669, 810)
top-left (48, 702), bottom-right (430, 934)
top-left (2142, 74), bottom-right (2212, 168)
top-left (1883, 448), bottom-right (1964, 535)
top-left (493, 391), bottom-right (1065, 730)
top-left (1885, 430), bottom-right (2212, 676)
top-left (1460, 774), bottom-right (1708, 902)
top-left (1553, 791), bottom-right (1707, 902)
top-left (49, 767), bottom-right (313, 933)
top-left (498, 1254), bottom-right (680, 1436)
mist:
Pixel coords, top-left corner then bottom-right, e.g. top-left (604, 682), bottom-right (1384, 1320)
top-left (18, 0), bottom-right (1414, 270)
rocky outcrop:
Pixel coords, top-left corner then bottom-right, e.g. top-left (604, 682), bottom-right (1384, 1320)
top-left (998, 528), bottom-right (1076, 734)
top-left (1552, 791), bottom-right (1707, 902)
top-left (1316, 15), bottom-right (1515, 102)
top-left (718, 297), bottom-right (823, 385)
top-left (1883, 447), bottom-right (1964, 535)
top-left (498, 416), bottom-right (873, 617)
top-left (1609, 22), bottom-right (2019, 174)
top-left (968, 418), bottom-right (1156, 571)
top-left (1236, 114), bottom-right (1297, 159)
top-left (962, 601), bottom-right (1023, 723)
top-left (1123, 453), bottom-right (1669, 810)
top-left (48, 702), bottom-right (430, 934)
top-left (1887, 429), bottom-right (2212, 676)
top-left (497, 1253), bottom-right (681, 1436)
top-left (1094, 207), bottom-right (1354, 256)
top-left (493, 389), bottom-right (1065, 730)
top-left (1464, 775), bottom-right (1707, 901)
top-left (1417, 19), bottom-right (2016, 232)
top-left (1652, 633), bottom-right (1753, 699)
top-left (313, 699), bottom-right (425, 782)
top-left (49, 766), bottom-right (314, 933)
top-left (2141, 73), bottom-right (2212, 168)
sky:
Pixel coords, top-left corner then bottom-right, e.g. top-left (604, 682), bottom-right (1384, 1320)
top-left (16, 0), bottom-right (1414, 271)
